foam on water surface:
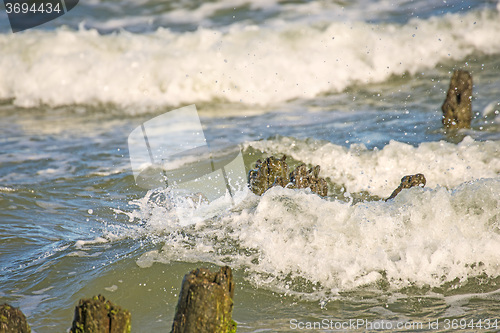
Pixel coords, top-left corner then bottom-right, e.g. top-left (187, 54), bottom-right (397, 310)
top-left (247, 136), bottom-right (500, 198)
top-left (91, 132), bottom-right (500, 299)
top-left (129, 176), bottom-right (500, 298)
top-left (111, 136), bottom-right (500, 297)
top-left (1, 8), bottom-right (499, 109)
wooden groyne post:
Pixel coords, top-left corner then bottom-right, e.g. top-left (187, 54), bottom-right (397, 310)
top-left (385, 173), bottom-right (426, 201)
top-left (441, 70), bottom-right (473, 129)
top-left (171, 266), bottom-right (236, 333)
top-left (1, 265), bottom-right (235, 333)
top-left (70, 295), bottom-right (131, 333)
top-left (0, 303), bottom-right (31, 333)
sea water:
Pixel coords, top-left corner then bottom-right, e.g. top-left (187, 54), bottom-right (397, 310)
top-left (1, 0), bottom-right (500, 332)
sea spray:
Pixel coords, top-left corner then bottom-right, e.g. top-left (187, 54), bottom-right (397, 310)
top-left (129, 175), bottom-right (500, 298)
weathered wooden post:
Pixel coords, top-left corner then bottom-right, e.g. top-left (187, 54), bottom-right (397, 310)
top-left (70, 295), bottom-right (131, 333)
top-left (441, 70), bottom-right (473, 129)
top-left (171, 266), bottom-right (236, 333)
top-left (385, 173), bottom-right (426, 201)
top-left (248, 155), bottom-right (328, 196)
top-left (0, 304), bottom-right (31, 333)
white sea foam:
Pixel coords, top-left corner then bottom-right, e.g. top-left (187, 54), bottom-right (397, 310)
top-left (0, 9), bottom-right (499, 109)
top-left (132, 177), bottom-right (500, 296)
top-left (0, 186), bottom-right (16, 192)
top-left (237, 179), bottom-right (500, 292)
top-left (119, 134), bottom-right (500, 296)
top-left (74, 236), bottom-right (109, 250)
top-left (247, 136), bottom-right (500, 198)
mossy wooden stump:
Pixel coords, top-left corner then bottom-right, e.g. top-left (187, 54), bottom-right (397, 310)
top-left (248, 155), bottom-right (328, 196)
top-left (385, 173), bottom-right (426, 201)
top-left (70, 295), bottom-right (131, 333)
top-left (442, 70), bottom-right (473, 129)
top-left (0, 304), bottom-right (31, 333)
top-left (171, 266), bottom-right (236, 333)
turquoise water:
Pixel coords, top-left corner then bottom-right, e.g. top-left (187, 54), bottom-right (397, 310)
top-left (1, 1), bottom-right (500, 332)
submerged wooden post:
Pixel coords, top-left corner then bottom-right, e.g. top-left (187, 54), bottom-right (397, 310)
top-left (70, 295), bottom-right (131, 333)
top-left (248, 155), bottom-right (328, 197)
top-left (171, 266), bottom-right (236, 333)
top-left (0, 304), bottom-right (31, 333)
top-left (385, 173), bottom-right (426, 201)
top-left (441, 70), bottom-right (472, 129)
